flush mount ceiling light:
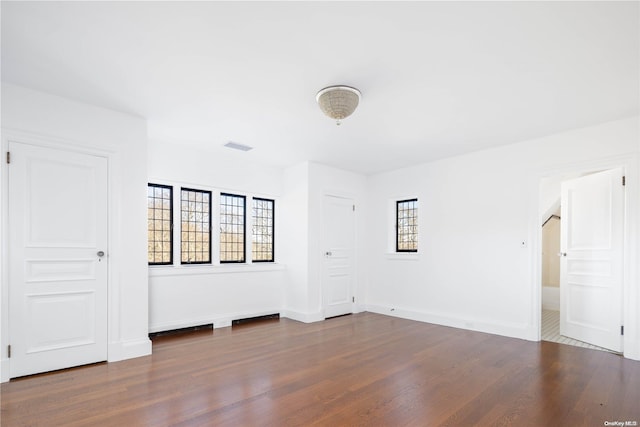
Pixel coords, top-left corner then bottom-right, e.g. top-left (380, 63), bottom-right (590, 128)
top-left (316, 85), bottom-right (361, 125)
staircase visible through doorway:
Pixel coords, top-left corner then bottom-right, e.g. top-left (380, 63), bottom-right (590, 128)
top-left (542, 310), bottom-right (614, 353)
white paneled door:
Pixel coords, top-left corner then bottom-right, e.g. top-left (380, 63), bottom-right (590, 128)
top-left (322, 195), bottom-right (355, 318)
top-left (9, 142), bottom-right (108, 378)
top-left (559, 168), bottom-right (624, 352)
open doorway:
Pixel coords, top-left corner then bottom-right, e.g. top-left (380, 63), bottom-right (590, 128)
top-left (539, 168), bottom-right (624, 354)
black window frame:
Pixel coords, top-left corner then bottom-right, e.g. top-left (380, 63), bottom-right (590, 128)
top-left (396, 198), bottom-right (418, 253)
top-left (180, 187), bottom-right (212, 265)
top-left (252, 197), bottom-right (275, 263)
top-left (220, 193), bottom-right (247, 264)
top-left (147, 183), bottom-right (174, 265)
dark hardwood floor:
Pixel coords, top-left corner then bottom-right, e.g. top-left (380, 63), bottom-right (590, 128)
top-left (2, 312), bottom-right (639, 426)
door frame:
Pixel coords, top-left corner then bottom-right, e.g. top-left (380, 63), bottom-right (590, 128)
top-left (321, 192), bottom-right (358, 318)
top-left (1, 130), bottom-right (119, 381)
top-left (532, 153), bottom-right (638, 360)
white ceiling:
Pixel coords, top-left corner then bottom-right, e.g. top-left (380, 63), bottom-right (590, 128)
top-left (2, 1), bottom-right (638, 174)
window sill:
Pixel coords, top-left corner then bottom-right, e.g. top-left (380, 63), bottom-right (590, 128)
top-left (149, 263), bottom-right (285, 277)
top-left (385, 252), bottom-right (419, 261)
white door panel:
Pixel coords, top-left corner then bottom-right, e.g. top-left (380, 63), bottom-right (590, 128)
top-left (9, 142), bottom-right (108, 378)
top-left (27, 291), bottom-right (96, 353)
top-left (560, 168), bottom-right (623, 352)
top-left (323, 196), bottom-right (355, 318)
top-left (26, 158), bottom-right (98, 247)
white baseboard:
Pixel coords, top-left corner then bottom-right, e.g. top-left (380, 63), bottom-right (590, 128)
top-left (1, 358), bottom-right (9, 383)
top-left (625, 349), bottom-right (640, 361)
top-left (149, 316), bottom-right (216, 333)
top-left (108, 338), bottom-right (152, 362)
top-left (623, 334), bottom-right (640, 361)
top-left (149, 308), bottom-right (282, 333)
top-left (365, 304), bottom-right (531, 341)
top-left (281, 309), bottom-right (324, 323)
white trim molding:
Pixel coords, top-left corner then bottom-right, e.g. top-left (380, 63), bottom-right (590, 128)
top-left (365, 304), bottom-right (532, 341)
top-left (281, 309), bottom-right (324, 324)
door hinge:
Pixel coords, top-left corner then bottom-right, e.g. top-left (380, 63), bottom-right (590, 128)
top-left (621, 325), bottom-right (624, 336)
top-left (353, 204), bottom-right (356, 211)
top-left (6, 152), bottom-right (10, 164)
top-left (622, 176), bottom-right (626, 186)
top-left (352, 296), bottom-right (355, 303)
top-left (7, 345), bottom-right (11, 358)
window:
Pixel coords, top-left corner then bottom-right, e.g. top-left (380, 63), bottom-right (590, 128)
top-left (180, 188), bottom-right (211, 264)
top-left (148, 184), bottom-right (173, 265)
top-left (396, 198), bottom-right (418, 252)
top-left (252, 198), bottom-right (274, 262)
top-left (220, 193), bottom-right (246, 263)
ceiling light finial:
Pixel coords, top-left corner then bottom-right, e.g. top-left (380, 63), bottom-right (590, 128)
top-left (316, 85), bottom-right (361, 125)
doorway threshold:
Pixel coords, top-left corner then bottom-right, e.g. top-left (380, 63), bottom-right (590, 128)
top-left (542, 310), bottom-right (619, 354)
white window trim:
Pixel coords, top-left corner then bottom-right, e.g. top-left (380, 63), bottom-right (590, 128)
top-left (148, 262), bottom-right (284, 276)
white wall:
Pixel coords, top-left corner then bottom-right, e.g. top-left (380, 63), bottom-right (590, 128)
top-left (280, 162), bottom-right (311, 320)
top-left (0, 83), bottom-right (151, 381)
top-left (541, 216), bottom-right (560, 311)
top-left (541, 217), bottom-right (560, 288)
top-left (307, 162), bottom-right (367, 317)
top-left (147, 140), bottom-right (285, 331)
top-left (279, 161), bottom-right (367, 322)
top-left (148, 140), bottom-right (283, 196)
top-left (365, 116), bottom-right (640, 360)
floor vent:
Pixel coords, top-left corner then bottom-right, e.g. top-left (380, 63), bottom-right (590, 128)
top-left (149, 323), bottom-right (213, 339)
top-left (232, 313), bottom-right (279, 327)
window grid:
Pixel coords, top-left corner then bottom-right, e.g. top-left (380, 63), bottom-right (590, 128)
top-left (220, 193), bottom-right (246, 263)
top-left (396, 198), bottom-right (418, 252)
top-left (252, 198), bottom-right (274, 262)
top-left (180, 188), bottom-right (211, 264)
top-left (148, 184), bottom-right (173, 265)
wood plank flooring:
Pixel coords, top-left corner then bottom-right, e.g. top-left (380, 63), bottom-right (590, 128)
top-left (2, 312), bottom-right (639, 426)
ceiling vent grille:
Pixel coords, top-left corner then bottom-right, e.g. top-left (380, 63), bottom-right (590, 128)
top-left (224, 141), bottom-right (253, 152)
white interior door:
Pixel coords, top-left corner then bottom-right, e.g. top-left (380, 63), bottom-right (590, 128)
top-left (322, 195), bottom-right (355, 318)
top-left (559, 168), bottom-right (623, 352)
top-left (9, 142), bottom-right (108, 378)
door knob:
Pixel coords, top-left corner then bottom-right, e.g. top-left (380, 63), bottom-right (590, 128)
top-left (97, 251), bottom-right (105, 257)
top-left (558, 252), bottom-right (567, 257)
top-left (325, 251), bottom-right (332, 257)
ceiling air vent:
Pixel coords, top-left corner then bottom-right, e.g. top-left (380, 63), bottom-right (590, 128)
top-left (224, 141), bottom-right (253, 152)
